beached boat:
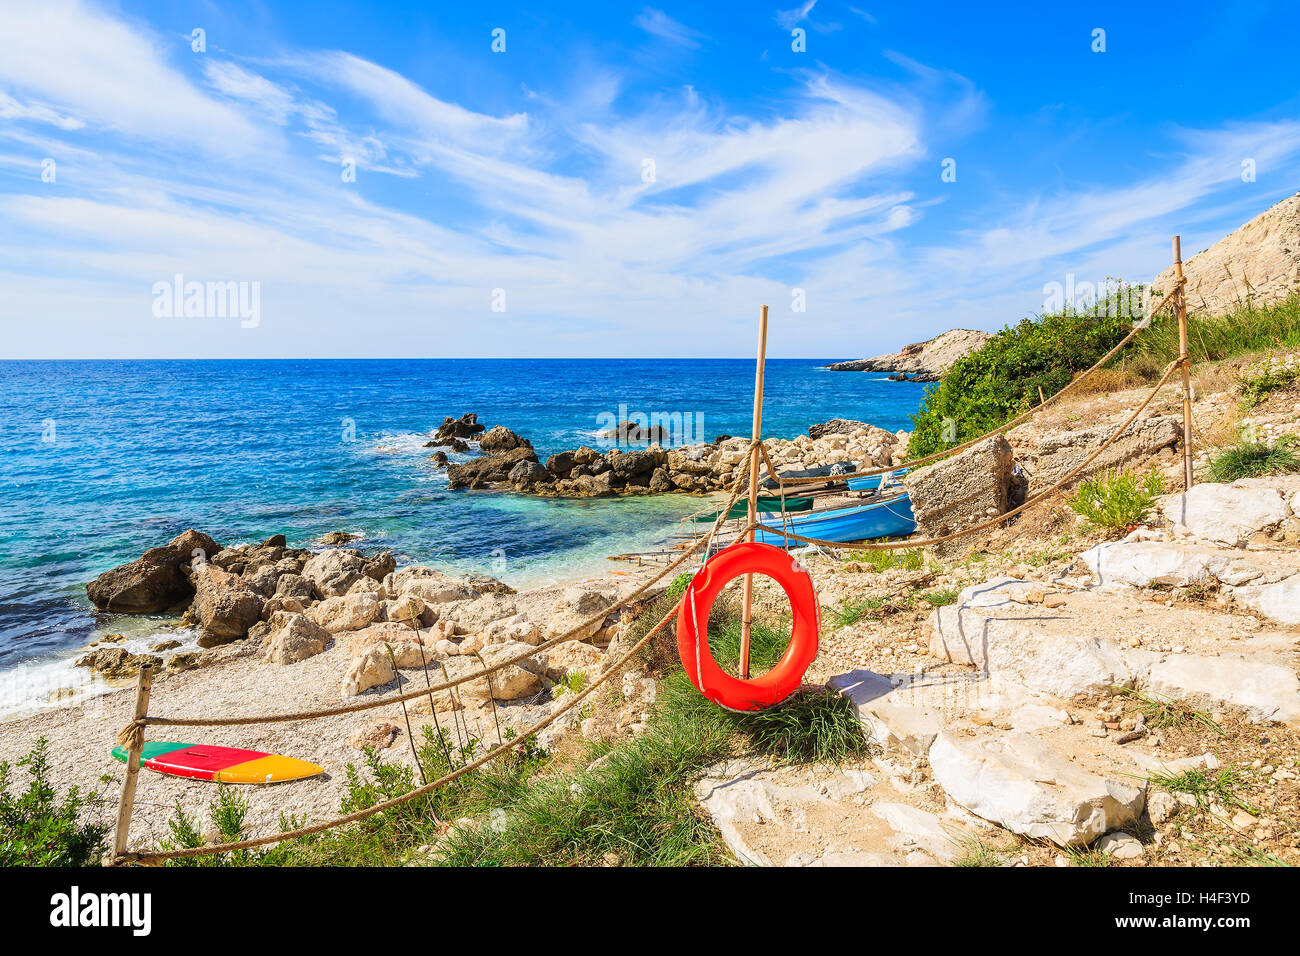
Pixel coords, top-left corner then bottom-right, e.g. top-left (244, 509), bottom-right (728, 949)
top-left (846, 468), bottom-right (909, 491)
top-left (750, 492), bottom-right (916, 545)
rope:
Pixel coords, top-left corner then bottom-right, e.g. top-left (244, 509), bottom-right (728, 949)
top-left (770, 291), bottom-right (1181, 488)
top-left (113, 583), bottom-right (694, 864)
top-left (754, 358), bottom-right (1182, 550)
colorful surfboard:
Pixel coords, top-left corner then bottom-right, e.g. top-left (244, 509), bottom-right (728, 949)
top-left (110, 742), bottom-right (323, 784)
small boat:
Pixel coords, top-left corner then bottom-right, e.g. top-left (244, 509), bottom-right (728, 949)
top-left (750, 493), bottom-right (916, 546)
top-left (847, 469), bottom-right (909, 492)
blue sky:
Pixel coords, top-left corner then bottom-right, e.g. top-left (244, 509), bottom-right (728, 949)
top-left (1, 0), bottom-right (1298, 359)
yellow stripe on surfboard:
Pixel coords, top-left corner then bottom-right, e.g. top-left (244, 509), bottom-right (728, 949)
top-left (213, 754), bottom-right (324, 784)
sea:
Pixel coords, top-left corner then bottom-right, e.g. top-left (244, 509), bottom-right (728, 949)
top-left (0, 359), bottom-right (926, 714)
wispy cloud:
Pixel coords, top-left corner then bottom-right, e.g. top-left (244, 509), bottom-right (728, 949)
top-left (632, 8), bottom-right (707, 48)
top-left (1, 0), bottom-right (1298, 359)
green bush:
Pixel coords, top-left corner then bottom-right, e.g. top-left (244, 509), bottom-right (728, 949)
top-left (908, 312), bottom-right (1133, 458)
top-left (1208, 435), bottom-right (1300, 483)
top-left (1067, 468), bottom-right (1166, 532)
top-left (0, 738), bottom-right (109, 866)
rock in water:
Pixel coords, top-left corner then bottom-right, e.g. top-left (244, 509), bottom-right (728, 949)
top-left (446, 447), bottom-right (539, 489)
top-left (478, 425), bottom-right (532, 452)
top-left (435, 413), bottom-right (485, 441)
top-left (85, 529), bottom-right (222, 612)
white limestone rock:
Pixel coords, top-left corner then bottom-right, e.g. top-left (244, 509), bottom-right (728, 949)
top-left (928, 731), bottom-right (1145, 846)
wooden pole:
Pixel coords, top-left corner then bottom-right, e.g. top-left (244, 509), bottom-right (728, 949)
top-left (740, 305), bottom-right (769, 679)
top-left (1173, 236), bottom-right (1195, 491)
top-left (108, 664), bottom-right (154, 864)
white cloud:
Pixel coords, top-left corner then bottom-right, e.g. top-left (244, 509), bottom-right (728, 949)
top-left (0, 0), bottom-right (266, 157)
top-left (3, 2), bottom-right (1300, 359)
top-left (632, 9), bottom-right (707, 48)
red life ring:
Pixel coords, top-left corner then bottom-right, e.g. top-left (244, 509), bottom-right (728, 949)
top-left (676, 541), bottom-right (819, 711)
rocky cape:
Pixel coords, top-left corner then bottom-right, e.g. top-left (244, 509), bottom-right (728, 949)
top-left (823, 328), bottom-right (992, 382)
top-left (431, 416), bottom-right (908, 499)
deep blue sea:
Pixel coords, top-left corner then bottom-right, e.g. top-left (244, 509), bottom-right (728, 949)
top-left (0, 359), bottom-right (924, 711)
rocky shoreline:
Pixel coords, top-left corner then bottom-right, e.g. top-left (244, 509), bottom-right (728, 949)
top-left (429, 412), bottom-right (909, 497)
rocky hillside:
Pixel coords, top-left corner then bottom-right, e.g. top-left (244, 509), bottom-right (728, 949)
top-left (1151, 190), bottom-right (1300, 315)
top-left (824, 329), bottom-right (992, 382)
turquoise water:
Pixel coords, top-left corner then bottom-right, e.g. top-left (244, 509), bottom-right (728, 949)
top-left (0, 359), bottom-right (925, 696)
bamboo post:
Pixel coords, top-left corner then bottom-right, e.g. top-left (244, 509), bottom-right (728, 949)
top-left (1173, 236), bottom-right (1195, 491)
top-left (740, 305), bottom-right (769, 679)
top-left (108, 664), bottom-right (154, 864)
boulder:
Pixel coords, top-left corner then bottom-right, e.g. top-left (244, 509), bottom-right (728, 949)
top-left (446, 447), bottom-right (540, 489)
top-left (1025, 416), bottom-right (1181, 492)
top-left (478, 425), bottom-right (532, 452)
top-left (1079, 541), bottom-right (1231, 588)
top-left (435, 413), bottom-right (485, 441)
top-left (273, 572), bottom-right (314, 600)
top-left (573, 471), bottom-right (615, 497)
top-left (264, 613), bottom-right (331, 664)
top-left (905, 436), bottom-right (1013, 558)
top-left (1159, 480), bottom-right (1291, 546)
top-left (459, 642), bottom-right (544, 700)
top-left (341, 646), bottom-right (397, 697)
top-left (307, 593), bottom-right (383, 633)
top-left (608, 448), bottom-right (660, 479)
top-left (648, 467), bottom-right (675, 493)
top-left (75, 647), bottom-right (160, 679)
top-left (261, 534), bottom-right (287, 548)
top-left (545, 451), bottom-right (577, 477)
top-left (808, 419), bottom-right (887, 440)
top-left (928, 731), bottom-right (1145, 846)
top-left (545, 583), bottom-right (618, 640)
top-left (320, 531), bottom-right (360, 546)
top-left (85, 529), bottom-right (222, 612)
top-left (509, 459), bottom-right (550, 489)
top-left (191, 564), bottom-right (265, 647)
top-left (301, 549), bottom-right (368, 597)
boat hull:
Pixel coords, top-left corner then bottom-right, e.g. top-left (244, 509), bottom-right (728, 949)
top-left (751, 494), bottom-right (916, 545)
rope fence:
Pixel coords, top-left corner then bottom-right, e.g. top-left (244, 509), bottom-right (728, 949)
top-left (106, 255), bottom-right (1197, 865)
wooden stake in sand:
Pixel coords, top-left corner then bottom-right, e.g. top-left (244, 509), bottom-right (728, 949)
top-left (108, 663), bottom-right (154, 864)
top-left (740, 304), bottom-right (769, 679)
top-left (1173, 236), bottom-right (1195, 491)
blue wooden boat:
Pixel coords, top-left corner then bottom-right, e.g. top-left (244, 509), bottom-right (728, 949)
top-left (846, 469), bottom-right (909, 492)
top-left (751, 493), bottom-right (917, 545)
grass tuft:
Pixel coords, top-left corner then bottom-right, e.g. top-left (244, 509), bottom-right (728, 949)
top-left (1207, 435), bottom-right (1300, 483)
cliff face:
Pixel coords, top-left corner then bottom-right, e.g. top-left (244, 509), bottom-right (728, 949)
top-left (824, 328), bottom-right (992, 382)
top-left (1151, 191), bottom-right (1300, 315)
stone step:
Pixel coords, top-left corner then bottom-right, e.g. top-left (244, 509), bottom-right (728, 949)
top-left (923, 577), bottom-right (1300, 727)
top-left (928, 729), bottom-right (1146, 847)
top-left (693, 758), bottom-right (989, 866)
